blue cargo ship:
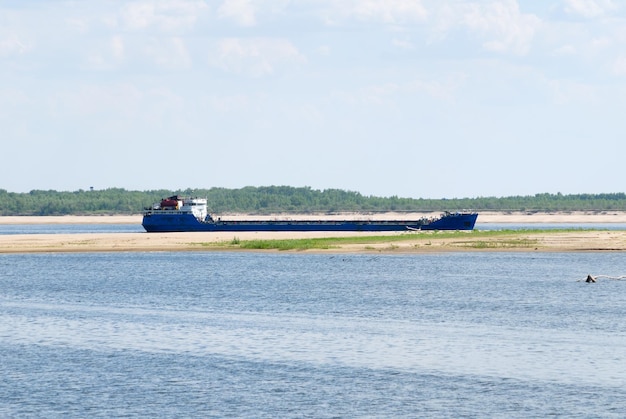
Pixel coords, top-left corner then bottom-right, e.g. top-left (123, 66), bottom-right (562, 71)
top-left (142, 196), bottom-right (478, 233)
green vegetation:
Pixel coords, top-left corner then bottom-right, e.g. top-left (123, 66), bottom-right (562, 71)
top-left (200, 234), bottom-right (421, 251)
top-left (458, 238), bottom-right (538, 249)
top-left (194, 229), bottom-right (580, 251)
top-left (1, 186), bottom-right (626, 216)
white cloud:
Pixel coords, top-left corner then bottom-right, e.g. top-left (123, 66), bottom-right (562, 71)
top-left (144, 37), bottom-right (192, 69)
top-left (563, 0), bottom-right (618, 18)
top-left (349, 0), bottom-right (427, 24)
top-left (334, 74), bottom-right (465, 106)
top-left (65, 17), bottom-right (89, 33)
top-left (406, 1), bottom-right (542, 55)
top-left (209, 94), bottom-right (250, 112)
top-left (358, 83), bottom-right (399, 105)
top-left (611, 55), bottom-right (626, 76)
top-left (52, 83), bottom-right (144, 118)
top-left (85, 36), bottom-right (126, 70)
top-left (3, 0), bottom-right (626, 196)
top-left (0, 35), bottom-right (29, 57)
top-left (210, 38), bottom-right (306, 77)
top-left (48, 83), bottom-right (186, 130)
top-left (589, 36), bottom-right (611, 49)
top-left (549, 79), bottom-right (598, 105)
top-left (317, 0), bottom-right (539, 58)
top-left (554, 44), bottom-right (577, 55)
top-left (407, 74), bottom-right (466, 102)
top-left (0, 87), bottom-right (31, 112)
top-left (121, 0), bottom-right (208, 31)
top-left (111, 36), bottom-right (125, 60)
top-left (324, 0), bottom-right (427, 25)
top-left (218, 0), bottom-right (256, 27)
top-left (315, 45), bottom-right (331, 56)
top-left (462, 0), bottom-right (541, 55)
top-left (101, 13), bottom-right (119, 29)
top-left (392, 38), bottom-right (414, 50)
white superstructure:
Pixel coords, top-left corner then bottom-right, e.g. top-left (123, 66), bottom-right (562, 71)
top-left (179, 197), bottom-right (208, 221)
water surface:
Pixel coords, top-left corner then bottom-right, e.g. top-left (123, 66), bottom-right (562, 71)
top-left (1, 252), bottom-right (625, 417)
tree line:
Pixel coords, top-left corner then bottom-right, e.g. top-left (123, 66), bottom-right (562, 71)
top-left (1, 187), bottom-right (626, 216)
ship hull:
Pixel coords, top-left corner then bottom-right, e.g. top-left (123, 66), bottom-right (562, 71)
top-left (142, 212), bottom-right (478, 233)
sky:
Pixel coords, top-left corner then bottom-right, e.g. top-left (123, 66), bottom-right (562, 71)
top-left (2, 0), bottom-right (626, 199)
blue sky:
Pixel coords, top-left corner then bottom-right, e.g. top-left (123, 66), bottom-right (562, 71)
top-left (2, 0), bottom-right (625, 198)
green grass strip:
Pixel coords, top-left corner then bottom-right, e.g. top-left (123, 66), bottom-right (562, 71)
top-left (192, 228), bottom-right (601, 251)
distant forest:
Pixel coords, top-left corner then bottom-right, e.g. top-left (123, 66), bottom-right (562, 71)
top-left (1, 187), bottom-right (626, 216)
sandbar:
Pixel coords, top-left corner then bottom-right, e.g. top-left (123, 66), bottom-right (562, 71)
top-left (1, 212), bottom-right (625, 254)
top-left (1, 230), bottom-right (626, 254)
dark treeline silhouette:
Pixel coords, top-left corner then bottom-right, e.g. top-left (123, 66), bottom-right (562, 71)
top-left (1, 187), bottom-right (626, 216)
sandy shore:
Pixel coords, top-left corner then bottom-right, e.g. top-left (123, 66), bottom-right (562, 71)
top-left (1, 230), bottom-right (625, 254)
top-left (1, 224), bottom-right (626, 254)
top-left (1, 212), bottom-right (625, 254)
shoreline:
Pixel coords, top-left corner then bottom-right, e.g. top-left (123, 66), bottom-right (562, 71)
top-left (1, 229), bottom-right (626, 254)
top-left (1, 212), bottom-right (625, 254)
top-left (2, 210), bottom-right (626, 225)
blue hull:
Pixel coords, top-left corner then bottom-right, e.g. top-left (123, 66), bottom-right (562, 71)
top-left (142, 212), bottom-right (478, 233)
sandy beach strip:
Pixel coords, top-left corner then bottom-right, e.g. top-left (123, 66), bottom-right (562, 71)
top-left (1, 212), bottom-right (626, 254)
top-left (1, 229), bottom-right (626, 254)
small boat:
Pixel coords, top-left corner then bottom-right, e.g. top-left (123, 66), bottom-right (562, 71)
top-left (142, 196), bottom-right (478, 233)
